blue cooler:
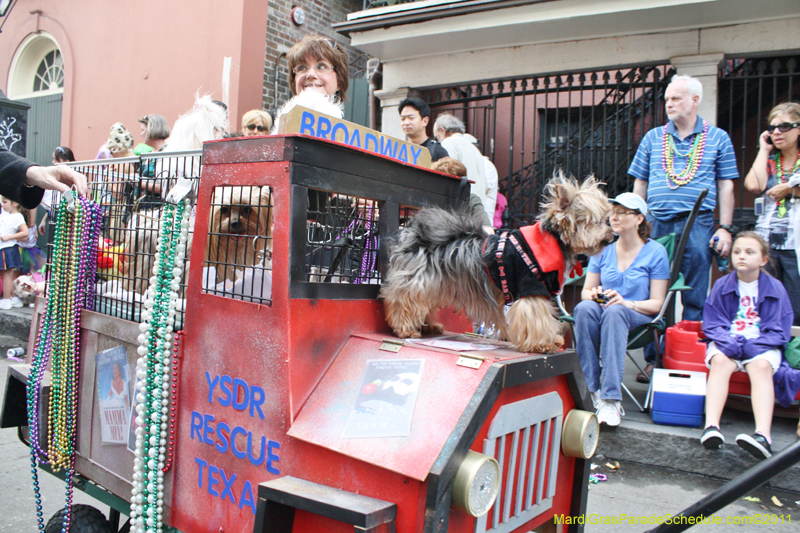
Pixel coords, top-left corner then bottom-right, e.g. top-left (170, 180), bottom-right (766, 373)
top-left (651, 369), bottom-right (706, 427)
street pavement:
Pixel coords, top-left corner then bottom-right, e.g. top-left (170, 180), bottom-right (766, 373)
top-left (586, 456), bottom-right (798, 532)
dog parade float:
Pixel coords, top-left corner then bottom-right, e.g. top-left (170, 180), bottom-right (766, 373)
top-left (1, 107), bottom-right (599, 533)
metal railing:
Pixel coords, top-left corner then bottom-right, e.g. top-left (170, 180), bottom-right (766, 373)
top-left (427, 63), bottom-right (674, 228)
top-left (47, 151), bottom-right (203, 326)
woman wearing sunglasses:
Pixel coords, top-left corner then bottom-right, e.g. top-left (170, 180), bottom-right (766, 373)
top-left (744, 102), bottom-right (800, 325)
top-left (241, 109), bottom-right (273, 137)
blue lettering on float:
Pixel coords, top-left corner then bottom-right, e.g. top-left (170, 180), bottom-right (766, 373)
top-left (218, 375), bottom-right (233, 407)
top-left (267, 441), bottom-right (281, 475)
top-left (349, 129), bottom-right (362, 148)
top-left (317, 116), bottom-right (332, 140)
top-left (299, 111), bottom-right (316, 135)
top-left (206, 373), bottom-right (219, 403)
top-left (240, 481), bottom-right (256, 514)
top-left (365, 133), bottom-right (379, 153)
top-left (215, 422), bottom-right (230, 453)
top-left (397, 144), bottom-right (408, 163)
top-left (207, 464), bottom-right (221, 497)
top-left (203, 414), bottom-right (215, 445)
top-left (232, 378), bottom-right (248, 411)
top-left (220, 469), bottom-right (237, 503)
top-left (410, 145), bottom-right (422, 165)
top-left (230, 426), bottom-right (247, 460)
top-left (331, 122), bottom-right (349, 143)
top-left (195, 457), bottom-right (207, 488)
top-left (380, 137), bottom-right (398, 158)
top-left (194, 374), bottom-right (282, 515)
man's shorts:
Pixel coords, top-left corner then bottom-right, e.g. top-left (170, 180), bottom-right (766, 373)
top-left (705, 341), bottom-right (781, 374)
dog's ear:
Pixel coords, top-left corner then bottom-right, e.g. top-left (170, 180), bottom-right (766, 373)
top-left (550, 171), bottom-right (576, 212)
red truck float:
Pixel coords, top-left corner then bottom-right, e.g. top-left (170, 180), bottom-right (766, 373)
top-left (2, 130), bottom-right (597, 533)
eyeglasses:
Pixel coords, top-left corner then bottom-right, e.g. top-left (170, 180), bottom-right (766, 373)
top-left (767, 122), bottom-right (800, 133)
top-left (611, 209), bottom-right (638, 217)
top-left (246, 124), bottom-right (267, 132)
top-left (292, 62), bottom-right (334, 75)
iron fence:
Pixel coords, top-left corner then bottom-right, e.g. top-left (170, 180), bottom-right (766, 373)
top-left (426, 63), bottom-right (675, 228)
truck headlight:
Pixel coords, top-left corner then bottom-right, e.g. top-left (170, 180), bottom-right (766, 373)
top-left (561, 409), bottom-right (599, 459)
top-left (451, 450), bottom-right (500, 517)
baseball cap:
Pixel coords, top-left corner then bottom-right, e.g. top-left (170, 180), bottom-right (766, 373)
top-left (611, 192), bottom-right (648, 216)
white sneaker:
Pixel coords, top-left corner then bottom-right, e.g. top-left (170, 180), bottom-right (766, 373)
top-left (9, 296), bottom-right (23, 308)
top-left (0, 299), bottom-right (11, 310)
top-left (596, 399), bottom-right (624, 427)
top-left (590, 391), bottom-right (600, 409)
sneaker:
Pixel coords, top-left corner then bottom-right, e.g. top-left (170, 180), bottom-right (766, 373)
top-left (701, 426), bottom-right (724, 449)
top-left (0, 299), bottom-right (11, 310)
top-left (9, 296), bottom-right (23, 308)
top-left (596, 399), bottom-right (624, 427)
top-left (736, 433), bottom-right (772, 460)
top-left (590, 391), bottom-right (600, 409)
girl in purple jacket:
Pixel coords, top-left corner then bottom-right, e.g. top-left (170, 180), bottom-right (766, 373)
top-left (701, 232), bottom-right (793, 460)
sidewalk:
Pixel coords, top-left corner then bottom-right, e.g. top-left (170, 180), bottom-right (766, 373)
top-left (600, 348), bottom-right (800, 492)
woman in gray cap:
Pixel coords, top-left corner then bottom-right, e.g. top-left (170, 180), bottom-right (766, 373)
top-left (573, 192), bottom-right (670, 426)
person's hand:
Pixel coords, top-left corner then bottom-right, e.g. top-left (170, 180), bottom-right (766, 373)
top-left (603, 289), bottom-right (624, 307)
top-left (0, 235), bottom-right (7, 242)
top-left (24, 165), bottom-right (89, 197)
top-left (710, 228), bottom-right (733, 258)
top-left (758, 130), bottom-right (774, 153)
top-left (587, 285), bottom-right (603, 301)
top-left (766, 183), bottom-right (792, 202)
top-left (37, 218), bottom-right (47, 237)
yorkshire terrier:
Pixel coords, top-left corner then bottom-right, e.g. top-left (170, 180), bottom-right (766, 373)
top-left (380, 174), bottom-right (613, 353)
top-left (206, 186), bottom-right (274, 284)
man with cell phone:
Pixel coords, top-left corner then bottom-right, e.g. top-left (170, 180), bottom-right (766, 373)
top-left (628, 74), bottom-right (738, 383)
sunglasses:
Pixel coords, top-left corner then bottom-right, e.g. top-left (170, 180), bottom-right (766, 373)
top-left (316, 38), bottom-right (337, 50)
top-left (246, 124), bottom-right (267, 132)
top-left (767, 122), bottom-right (800, 134)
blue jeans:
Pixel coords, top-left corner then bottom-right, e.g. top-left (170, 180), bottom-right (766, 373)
top-left (574, 300), bottom-right (652, 401)
top-left (648, 210), bottom-right (714, 323)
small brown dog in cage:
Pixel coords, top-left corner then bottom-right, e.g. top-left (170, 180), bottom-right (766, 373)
top-left (380, 174), bottom-right (613, 354)
top-left (206, 186), bottom-right (274, 284)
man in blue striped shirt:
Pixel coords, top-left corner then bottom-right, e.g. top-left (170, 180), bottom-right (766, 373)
top-left (629, 75), bottom-right (738, 380)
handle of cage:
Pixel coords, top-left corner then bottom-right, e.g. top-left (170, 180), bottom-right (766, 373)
top-left (455, 177), bottom-right (471, 209)
top-left (253, 236), bottom-right (271, 266)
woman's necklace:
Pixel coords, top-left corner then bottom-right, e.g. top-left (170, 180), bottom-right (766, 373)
top-left (662, 120), bottom-right (709, 189)
top-left (26, 195), bottom-right (102, 532)
top-left (775, 152), bottom-right (800, 218)
top-left (129, 198), bottom-right (190, 533)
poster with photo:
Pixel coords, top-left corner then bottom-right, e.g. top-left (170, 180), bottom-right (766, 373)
top-left (127, 376), bottom-right (142, 453)
top-left (343, 359), bottom-right (424, 439)
top-left (95, 346), bottom-right (130, 445)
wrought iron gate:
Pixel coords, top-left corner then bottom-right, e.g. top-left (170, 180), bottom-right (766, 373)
top-left (425, 63), bottom-right (675, 227)
top-left (718, 55), bottom-right (800, 230)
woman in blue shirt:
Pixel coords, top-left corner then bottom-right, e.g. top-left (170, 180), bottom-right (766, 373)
top-left (574, 193), bottom-right (670, 426)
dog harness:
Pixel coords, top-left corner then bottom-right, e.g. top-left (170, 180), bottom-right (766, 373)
top-left (483, 223), bottom-right (565, 303)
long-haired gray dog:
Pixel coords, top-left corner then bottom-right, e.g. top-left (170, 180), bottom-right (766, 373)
top-left (380, 175), bottom-right (613, 353)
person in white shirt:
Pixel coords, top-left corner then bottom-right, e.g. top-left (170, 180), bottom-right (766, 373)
top-left (433, 114), bottom-right (494, 222)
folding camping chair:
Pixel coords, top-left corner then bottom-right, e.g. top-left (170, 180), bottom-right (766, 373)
top-left (558, 188), bottom-right (708, 412)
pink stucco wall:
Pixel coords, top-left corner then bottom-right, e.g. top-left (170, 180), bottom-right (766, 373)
top-left (0, 1), bottom-right (269, 159)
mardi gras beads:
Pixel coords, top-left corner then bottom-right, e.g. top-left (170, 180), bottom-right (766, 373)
top-left (27, 195), bottom-right (102, 532)
top-left (775, 152), bottom-right (800, 218)
top-left (661, 120), bottom-right (709, 189)
top-left (130, 198), bottom-right (190, 533)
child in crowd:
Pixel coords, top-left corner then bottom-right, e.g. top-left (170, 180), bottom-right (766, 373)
top-left (0, 196), bottom-right (29, 309)
top-left (701, 232), bottom-right (792, 459)
top-left (17, 206), bottom-right (45, 274)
